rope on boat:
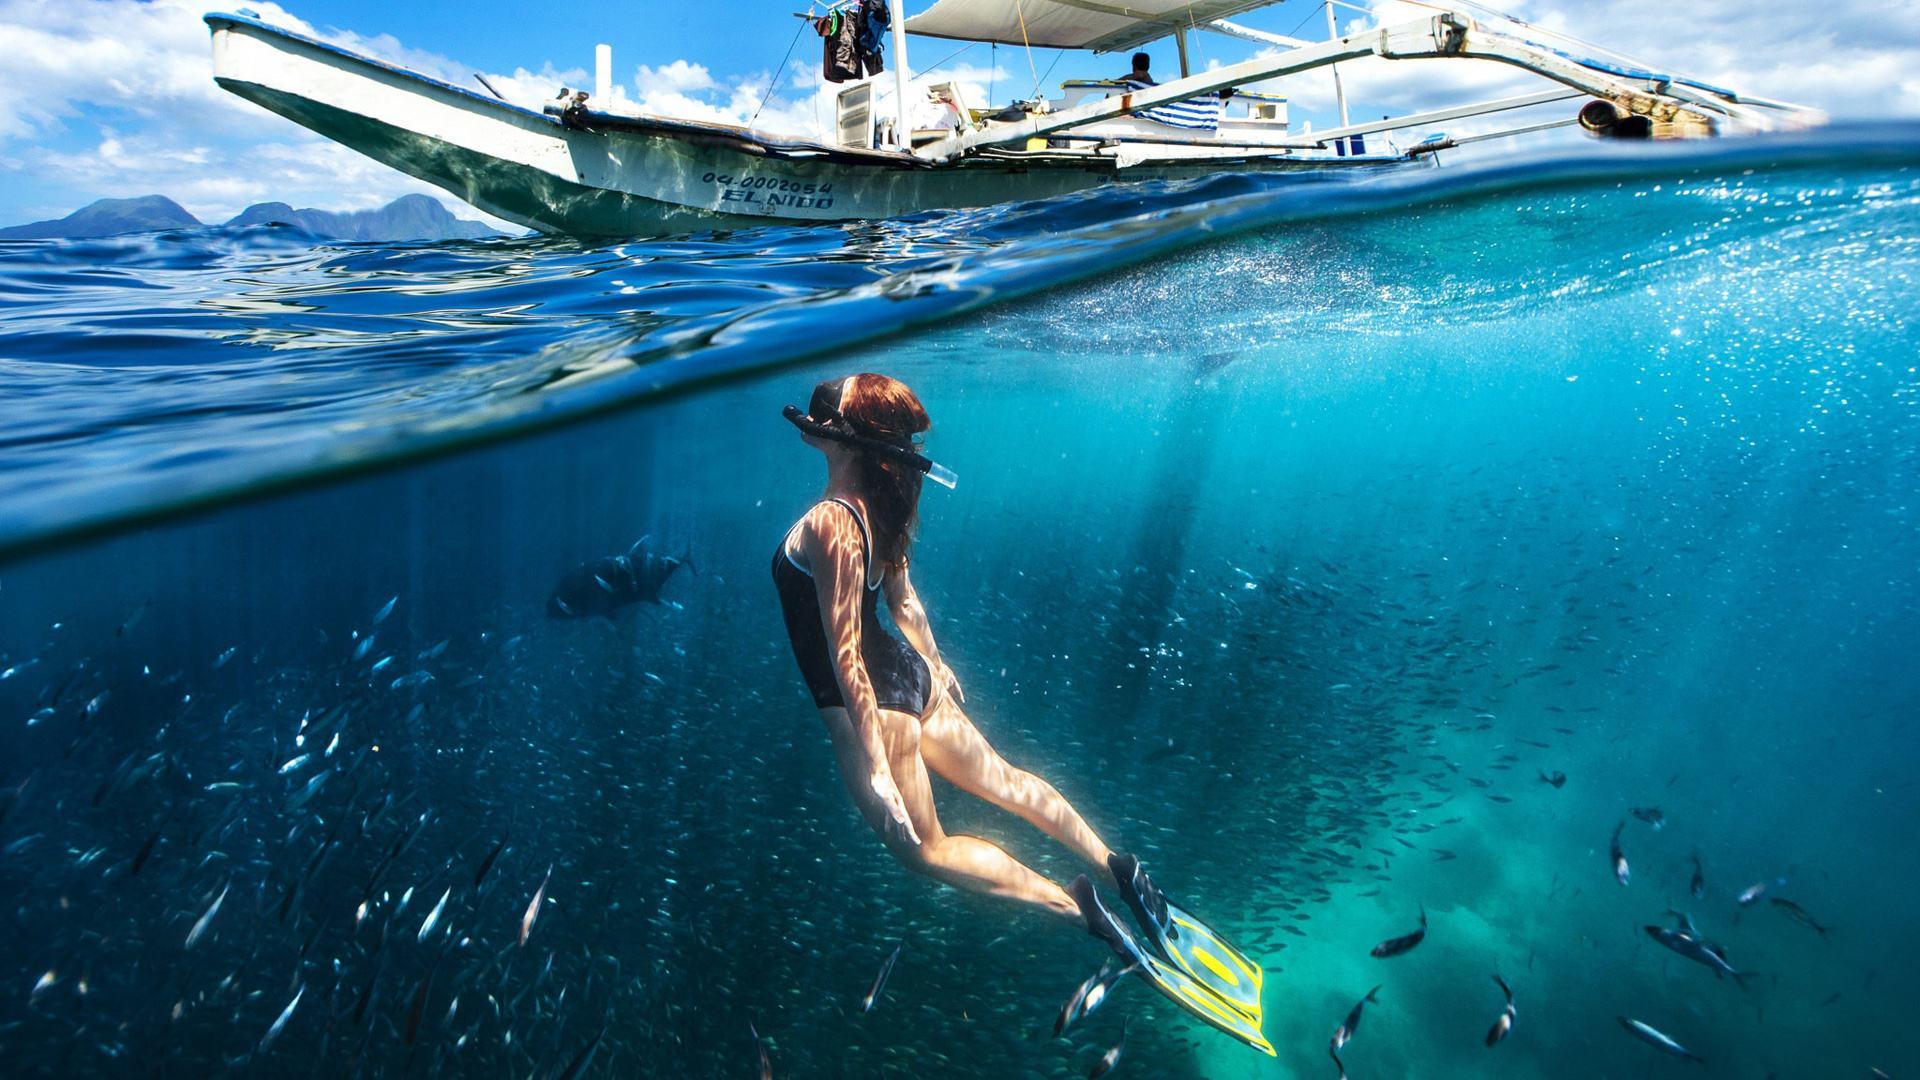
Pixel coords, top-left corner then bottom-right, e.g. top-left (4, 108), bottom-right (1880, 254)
top-left (751, 13), bottom-right (811, 127)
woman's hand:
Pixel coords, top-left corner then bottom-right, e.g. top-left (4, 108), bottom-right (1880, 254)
top-left (869, 768), bottom-right (922, 846)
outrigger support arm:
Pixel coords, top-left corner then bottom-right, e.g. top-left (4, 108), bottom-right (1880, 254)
top-left (917, 10), bottom-right (1820, 163)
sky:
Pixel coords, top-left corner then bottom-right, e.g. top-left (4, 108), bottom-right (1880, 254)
top-left (0, 0), bottom-right (1914, 228)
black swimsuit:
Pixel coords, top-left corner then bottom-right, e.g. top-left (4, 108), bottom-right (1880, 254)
top-left (773, 498), bottom-right (932, 717)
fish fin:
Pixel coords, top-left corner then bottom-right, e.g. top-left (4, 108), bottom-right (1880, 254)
top-left (1365, 985), bottom-right (1381, 1003)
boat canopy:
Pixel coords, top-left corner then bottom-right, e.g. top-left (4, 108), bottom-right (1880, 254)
top-left (904, 0), bottom-right (1277, 52)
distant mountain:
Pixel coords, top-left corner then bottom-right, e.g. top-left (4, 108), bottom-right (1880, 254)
top-left (2, 193), bottom-right (496, 242)
top-left (224, 194), bottom-right (495, 241)
top-left (0, 195), bottom-right (200, 240)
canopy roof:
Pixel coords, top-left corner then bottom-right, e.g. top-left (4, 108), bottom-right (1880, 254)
top-left (904, 0), bottom-right (1280, 53)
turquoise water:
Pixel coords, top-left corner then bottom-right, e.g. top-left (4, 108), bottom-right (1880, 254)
top-left (0, 125), bottom-right (1916, 1077)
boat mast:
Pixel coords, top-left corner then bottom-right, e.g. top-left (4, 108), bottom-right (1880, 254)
top-left (891, 5), bottom-right (911, 146)
top-left (1323, 1), bottom-right (1349, 128)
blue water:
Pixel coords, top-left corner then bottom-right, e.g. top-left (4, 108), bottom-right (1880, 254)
top-left (0, 124), bottom-right (1916, 1077)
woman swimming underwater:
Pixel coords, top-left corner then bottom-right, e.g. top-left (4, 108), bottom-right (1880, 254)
top-left (772, 374), bottom-right (1277, 1054)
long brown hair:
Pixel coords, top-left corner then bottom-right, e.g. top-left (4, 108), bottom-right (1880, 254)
top-left (837, 373), bottom-right (930, 571)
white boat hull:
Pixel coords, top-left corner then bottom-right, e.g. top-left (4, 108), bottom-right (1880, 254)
top-left (207, 13), bottom-right (1392, 236)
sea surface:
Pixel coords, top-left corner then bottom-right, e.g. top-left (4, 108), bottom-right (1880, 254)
top-left (0, 123), bottom-right (1916, 1078)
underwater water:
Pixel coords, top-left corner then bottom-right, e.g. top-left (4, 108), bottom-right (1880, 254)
top-left (0, 124), bottom-right (1916, 1078)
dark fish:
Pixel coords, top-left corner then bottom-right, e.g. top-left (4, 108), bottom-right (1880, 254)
top-left (1330, 985), bottom-right (1380, 1051)
top-left (1643, 923), bottom-right (1752, 983)
top-left (553, 1018), bottom-right (608, 1080)
top-left (1141, 738), bottom-right (1185, 764)
top-left (1485, 975), bottom-right (1515, 1047)
top-left (1770, 897), bottom-right (1829, 939)
top-left (1088, 1018), bottom-right (1127, 1079)
top-left (547, 537), bottom-right (689, 619)
top-left (1610, 822), bottom-right (1629, 886)
top-left (405, 949), bottom-right (445, 1045)
top-left (130, 823), bottom-right (163, 875)
top-left (473, 832), bottom-right (508, 889)
top-left (1617, 1016), bottom-right (1704, 1062)
top-left (1689, 853), bottom-right (1707, 900)
top-left (1371, 907), bottom-right (1427, 958)
top-left (1630, 807), bottom-right (1666, 830)
top-left (1537, 769), bottom-right (1566, 788)
top-left (1055, 959), bottom-right (1131, 1037)
top-left (352, 961), bottom-right (382, 1026)
top-left (860, 941), bottom-right (903, 1013)
top-left (750, 1022), bottom-right (773, 1080)
top-left (117, 601), bottom-right (148, 638)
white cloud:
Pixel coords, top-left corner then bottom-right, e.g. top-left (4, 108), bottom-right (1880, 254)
top-left (636, 59), bottom-right (720, 96)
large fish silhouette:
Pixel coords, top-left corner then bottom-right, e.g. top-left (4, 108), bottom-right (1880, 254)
top-left (546, 537), bottom-right (690, 619)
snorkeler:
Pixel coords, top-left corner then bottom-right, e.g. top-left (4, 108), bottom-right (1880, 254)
top-left (773, 374), bottom-right (1274, 1055)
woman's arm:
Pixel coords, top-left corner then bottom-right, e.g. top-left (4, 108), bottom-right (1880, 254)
top-left (803, 506), bottom-right (921, 845)
top-left (887, 565), bottom-right (963, 704)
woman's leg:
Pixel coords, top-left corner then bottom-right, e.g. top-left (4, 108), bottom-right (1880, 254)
top-left (919, 697), bottom-right (1115, 875)
top-left (821, 707), bottom-right (1079, 919)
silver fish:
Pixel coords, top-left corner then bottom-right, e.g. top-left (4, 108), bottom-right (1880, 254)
top-left (860, 941), bottom-right (903, 1013)
top-left (1617, 1016), bottom-right (1703, 1062)
top-left (185, 881), bottom-right (229, 949)
top-left (373, 595), bottom-right (397, 625)
top-left (418, 886), bottom-right (450, 943)
top-left (258, 984), bottom-right (304, 1054)
top-left (1610, 822), bottom-right (1629, 886)
top-left (520, 865), bottom-right (551, 946)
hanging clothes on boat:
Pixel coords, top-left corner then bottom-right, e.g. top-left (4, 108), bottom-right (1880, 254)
top-left (815, 8), bottom-right (863, 83)
top-left (856, 0), bottom-right (890, 77)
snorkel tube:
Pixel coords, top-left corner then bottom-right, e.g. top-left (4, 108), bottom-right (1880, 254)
top-left (783, 405), bottom-right (959, 490)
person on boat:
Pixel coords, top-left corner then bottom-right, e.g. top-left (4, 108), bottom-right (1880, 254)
top-left (1120, 52), bottom-right (1155, 87)
top-left (772, 374), bottom-right (1277, 1056)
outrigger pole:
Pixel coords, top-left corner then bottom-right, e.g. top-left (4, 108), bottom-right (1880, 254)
top-left (890, 1), bottom-right (912, 146)
top-left (917, 10), bottom-right (1821, 163)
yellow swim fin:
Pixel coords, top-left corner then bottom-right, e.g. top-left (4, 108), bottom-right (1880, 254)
top-left (1069, 874), bottom-right (1276, 1057)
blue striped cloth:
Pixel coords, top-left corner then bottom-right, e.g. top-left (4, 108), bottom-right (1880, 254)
top-left (1120, 77), bottom-right (1224, 132)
